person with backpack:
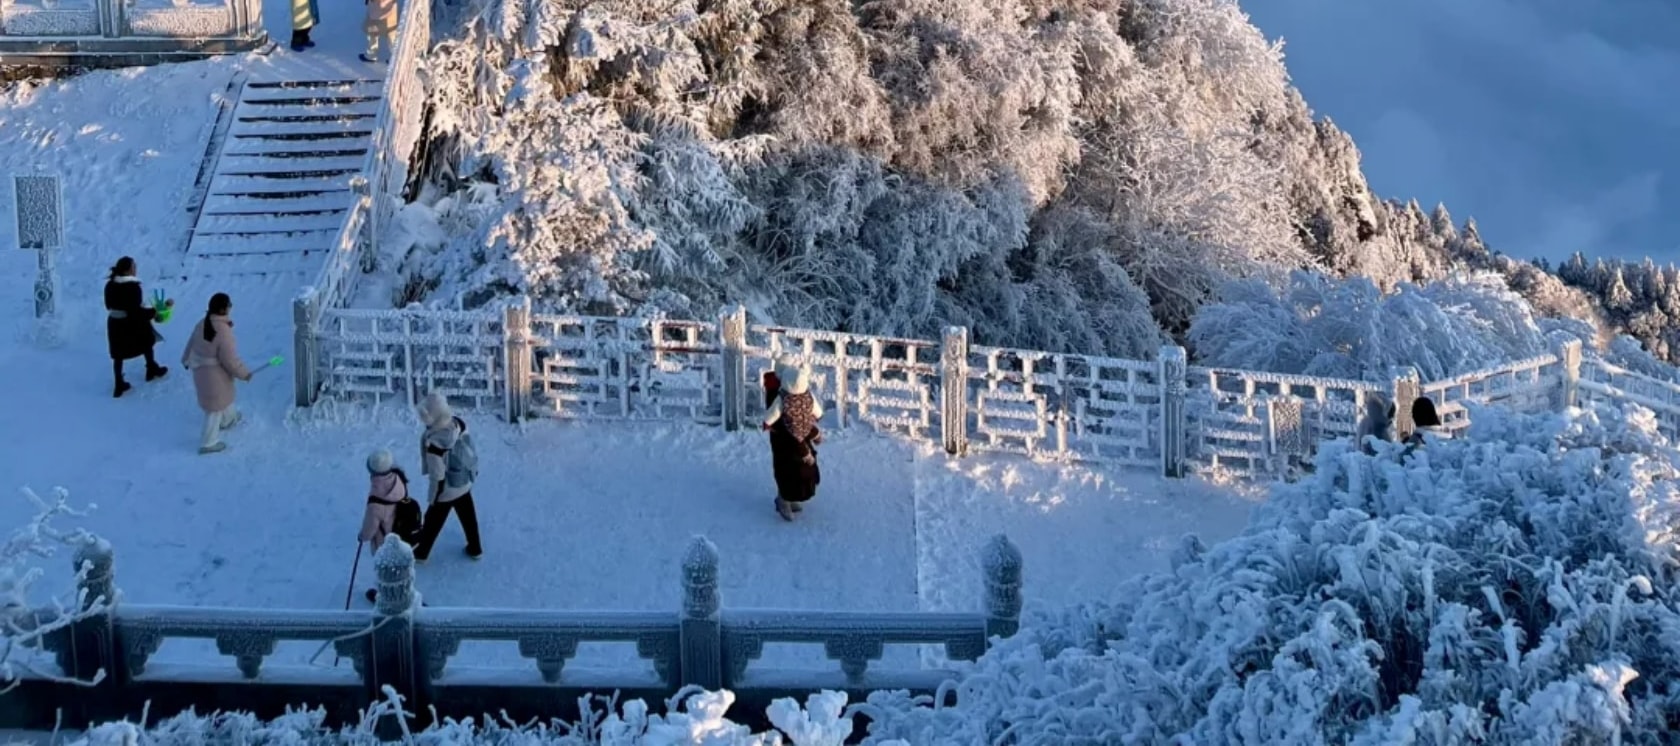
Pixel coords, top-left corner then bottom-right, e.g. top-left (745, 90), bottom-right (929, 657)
top-left (412, 391), bottom-right (482, 562)
top-left (763, 358), bottom-right (824, 521)
top-left (359, 449), bottom-right (423, 603)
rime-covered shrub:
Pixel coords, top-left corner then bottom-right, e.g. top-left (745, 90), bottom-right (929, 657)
top-left (851, 403), bottom-right (1680, 743)
top-left (1189, 270), bottom-right (1553, 381)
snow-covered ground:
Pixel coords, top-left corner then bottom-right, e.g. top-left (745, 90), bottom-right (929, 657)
top-left (0, 58), bottom-right (1259, 676)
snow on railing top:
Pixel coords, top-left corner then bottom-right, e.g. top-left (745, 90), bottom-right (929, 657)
top-left (1190, 366), bottom-right (1386, 399)
top-left (1421, 352), bottom-right (1561, 394)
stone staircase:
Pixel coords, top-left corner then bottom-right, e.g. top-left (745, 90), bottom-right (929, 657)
top-left (181, 77), bottom-right (384, 281)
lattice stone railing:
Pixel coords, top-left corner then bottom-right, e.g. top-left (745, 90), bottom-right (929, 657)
top-left (294, 302), bottom-right (1607, 477)
top-left (1579, 356), bottom-right (1680, 441)
top-left (1187, 367), bottom-right (1388, 478)
top-left (0, 0), bottom-right (263, 43)
top-left (296, 298), bottom-right (1615, 480)
top-left (1422, 352), bottom-right (1567, 438)
top-left (25, 534), bottom-right (1021, 727)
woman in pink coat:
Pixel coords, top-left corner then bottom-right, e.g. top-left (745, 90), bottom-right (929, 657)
top-left (360, 449), bottom-right (412, 602)
top-left (180, 293), bottom-right (253, 455)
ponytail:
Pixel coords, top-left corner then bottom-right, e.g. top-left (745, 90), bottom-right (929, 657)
top-left (107, 256), bottom-right (135, 280)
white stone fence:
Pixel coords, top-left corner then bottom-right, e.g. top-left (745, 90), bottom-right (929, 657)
top-left (7, 534), bottom-right (1024, 732)
top-left (288, 293), bottom-right (1670, 479)
top-left (0, 0), bottom-right (265, 58)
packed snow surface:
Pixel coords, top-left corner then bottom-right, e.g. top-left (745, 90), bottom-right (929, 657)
top-left (0, 58), bottom-right (1255, 676)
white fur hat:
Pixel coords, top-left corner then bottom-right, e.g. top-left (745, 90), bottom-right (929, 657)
top-left (417, 391), bottom-right (453, 427)
top-left (367, 449), bottom-right (394, 474)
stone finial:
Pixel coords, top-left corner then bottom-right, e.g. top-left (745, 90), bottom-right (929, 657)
top-left (374, 538), bottom-right (417, 616)
top-left (982, 534), bottom-right (1022, 638)
top-left (72, 536), bottom-right (115, 611)
top-left (682, 536), bottom-right (720, 619)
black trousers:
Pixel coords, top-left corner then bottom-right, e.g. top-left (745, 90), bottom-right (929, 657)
top-left (113, 350), bottom-right (160, 382)
top-left (414, 492), bottom-right (482, 560)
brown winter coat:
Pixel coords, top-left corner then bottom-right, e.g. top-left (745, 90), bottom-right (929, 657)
top-left (365, 0), bottom-right (397, 35)
top-left (764, 363), bottom-right (823, 503)
top-left (181, 314), bottom-right (252, 413)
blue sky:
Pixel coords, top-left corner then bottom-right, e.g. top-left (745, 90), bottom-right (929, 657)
top-left (1244, 0), bottom-right (1679, 264)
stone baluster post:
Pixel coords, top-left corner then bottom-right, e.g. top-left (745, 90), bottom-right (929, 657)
top-left (720, 307), bottom-right (747, 431)
top-left (679, 536), bottom-right (722, 690)
top-left (48, 538), bottom-right (118, 724)
top-left (1157, 345), bottom-right (1189, 477)
top-left (368, 538), bottom-right (418, 737)
top-left (940, 326), bottom-right (971, 456)
top-left (1389, 366), bottom-right (1421, 442)
top-left (982, 534), bottom-right (1023, 641)
top-left (292, 293), bottom-right (321, 407)
top-left (1554, 338), bottom-right (1582, 410)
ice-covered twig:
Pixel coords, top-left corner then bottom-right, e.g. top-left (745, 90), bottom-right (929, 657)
top-left (1, 487), bottom-right (108, 693)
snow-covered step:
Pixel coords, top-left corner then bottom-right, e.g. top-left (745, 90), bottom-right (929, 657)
top-left (235, 100), bottom-right (384, 120)
top-left (194, 211), bottom-right (348, 235)
top-left (227, 126), bottom-right (375, 143)
top-left (215, 154), bottom-right (367, 176)
top-left (184, 249), bottom-right (330, 277)
top-left (179, 74), bottom-right (384, 281)
top-left (240, 80), bottom-right (386, 102)
top-left (188, 231), bottom-right (337, 256)
top-left (201, 191), bottom-right (355, 215)
top-left (210, 173), bottom-right (355, 195)
top-left (222, 137), bottom-right (373, 156)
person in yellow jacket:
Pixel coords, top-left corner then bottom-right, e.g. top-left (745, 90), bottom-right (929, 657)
top-left (361, 0), bottom-right (397, 63)
top-left (290, 0), bottom-right (318, 51)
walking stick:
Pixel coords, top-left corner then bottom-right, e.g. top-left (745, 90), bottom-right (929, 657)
top-left (334, 541), bottom-right (365, 667)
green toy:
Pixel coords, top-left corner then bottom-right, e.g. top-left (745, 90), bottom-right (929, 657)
top-left (151, 288), bottom-right (173, 323)
top-left (270, 355), bottom-right (284, 367)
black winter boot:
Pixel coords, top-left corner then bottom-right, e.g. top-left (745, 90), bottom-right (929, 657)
top-left (113, 361), bottom-right (131, 398)
top-left (146, 363), bottom-right (168, 381)
top-left (290, 28), bottom-right (313, 51)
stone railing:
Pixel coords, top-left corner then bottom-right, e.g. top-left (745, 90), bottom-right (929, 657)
top-left (3, 534), bottom-right (1024, 732)
top-left (293, 295), bottom-right (1607, 480)
top-left (0, 0), bottom-right (267, 63)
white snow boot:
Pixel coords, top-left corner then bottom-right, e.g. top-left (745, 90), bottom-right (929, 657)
top-left (199, 442), bottom-right (227, 455)
top-left (774, 497), bottom-right (795, 521)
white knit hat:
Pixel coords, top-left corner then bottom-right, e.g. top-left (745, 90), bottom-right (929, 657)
top-left (417, 391), bottom-right (453, 427)
top-left (367, 449), bottom-right (394, 474)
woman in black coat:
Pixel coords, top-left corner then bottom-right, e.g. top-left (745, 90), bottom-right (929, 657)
top-left (104, 256), bottom-right (171, 398)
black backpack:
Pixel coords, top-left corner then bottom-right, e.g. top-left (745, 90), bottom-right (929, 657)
top-left (370, 468), bottom-right (424, 547)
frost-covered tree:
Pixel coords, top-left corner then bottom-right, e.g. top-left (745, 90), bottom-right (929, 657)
top-left (2, 488), bottom-right (110, 693)
top-left (399, 0), bottom-right (1680, 371)
top-left (1189, 270), bottom-right (1551, 381)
